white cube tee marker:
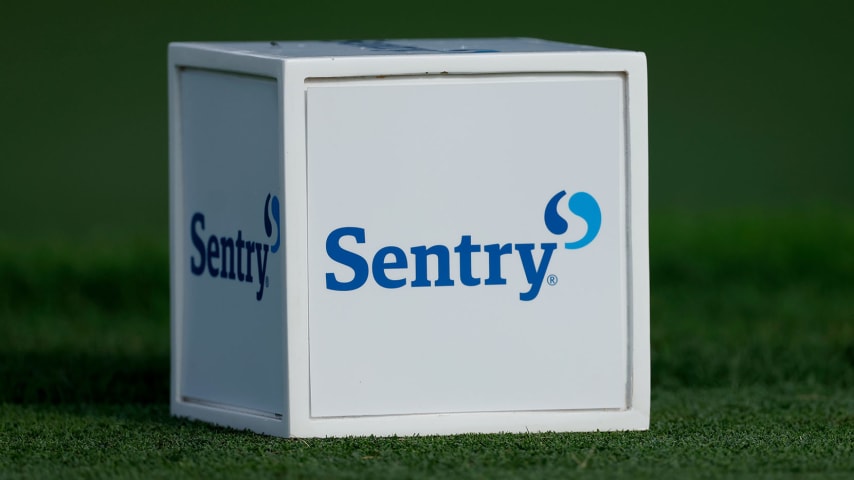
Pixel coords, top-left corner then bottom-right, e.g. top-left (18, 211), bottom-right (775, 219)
top-left (168, 38), bottom-right (649, 438)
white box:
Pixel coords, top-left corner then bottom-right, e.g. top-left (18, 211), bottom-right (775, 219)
top-left (168, 38), bottom-right (649, 437)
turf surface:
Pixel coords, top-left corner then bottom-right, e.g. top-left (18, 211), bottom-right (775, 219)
top-left (1, 213), bottom-right (853, 478)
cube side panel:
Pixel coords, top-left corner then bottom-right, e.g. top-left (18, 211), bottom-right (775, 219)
top-left (169, 47), bottom-right (289, 435)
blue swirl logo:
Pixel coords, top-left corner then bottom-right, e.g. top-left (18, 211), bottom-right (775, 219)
top-left (264, 193), bottom-right (281, 253)
top-left (544, 190), bottom-right (601, 249)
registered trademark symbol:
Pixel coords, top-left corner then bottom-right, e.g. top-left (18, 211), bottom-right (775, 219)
top-left (547, 274), bottom-right (558, 286)
top-left (265, 276), bottom-right (270, 288)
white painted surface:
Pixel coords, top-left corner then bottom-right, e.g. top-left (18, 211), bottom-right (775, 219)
top-left (306, 74), bottom-right (626, 417)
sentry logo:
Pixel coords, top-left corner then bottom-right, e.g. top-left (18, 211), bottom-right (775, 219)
top-left (189, 194), bottom-right (280, 301)
top-left (544, 190), bottom-right (601, 249)
top-left (324, 190), bottom-right (601, 301)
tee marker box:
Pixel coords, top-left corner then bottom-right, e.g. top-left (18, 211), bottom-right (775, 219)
top-left (168, 38), bottom-right (649, 437)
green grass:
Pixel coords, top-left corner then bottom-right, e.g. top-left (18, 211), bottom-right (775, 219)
top-left (1, 213), bottom-right (853, 478)
top-left (2, 388), bottom-right (852, 479)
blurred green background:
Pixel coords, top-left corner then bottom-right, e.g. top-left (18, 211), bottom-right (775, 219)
top-left (2, 1), bottom-right (852, 243)
top-left (2, 4), bottom-right (853, 475)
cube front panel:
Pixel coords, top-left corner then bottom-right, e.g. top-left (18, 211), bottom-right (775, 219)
top-left (306, 74), bottom-right (629, 418)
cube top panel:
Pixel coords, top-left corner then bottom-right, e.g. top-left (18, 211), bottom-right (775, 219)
top-left (169, 38), bottom-right (620, 60)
